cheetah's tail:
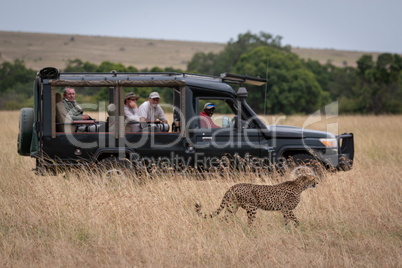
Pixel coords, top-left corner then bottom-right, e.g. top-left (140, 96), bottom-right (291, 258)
top-left (195, 201), bottom-right (207, 218)
top-left (195, 201), bottom-right (225, 219)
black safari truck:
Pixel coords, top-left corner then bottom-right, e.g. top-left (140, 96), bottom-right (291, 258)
top-left (18, 67), bottom-right (354, 176)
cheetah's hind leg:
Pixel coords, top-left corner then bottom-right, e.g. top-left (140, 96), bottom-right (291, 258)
top-left (223, 202), bottom-right (239, 222)
top-left (281, 209), bottom-right (299, 228)
top-left (245, 205), bottom-right (258, 225)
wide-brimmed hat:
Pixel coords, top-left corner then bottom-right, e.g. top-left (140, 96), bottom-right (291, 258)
top-left (125, 92), bottom-right (140, 100)
top-left (149, 92), bottom-right (160, 99)
top-left (204, 102), bottom-right (216, 110)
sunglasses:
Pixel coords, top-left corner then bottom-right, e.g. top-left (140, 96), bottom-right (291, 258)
top-left (206, 104), bottom-right (215, 108)
top-left (129, 98), bottom-right (138, 101)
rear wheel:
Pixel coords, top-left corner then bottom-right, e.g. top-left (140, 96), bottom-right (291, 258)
top-left (99, 157), bottom-right (132, 188)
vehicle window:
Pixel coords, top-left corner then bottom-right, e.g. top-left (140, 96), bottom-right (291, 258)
top-left (198, 99), bottom-right (236, 128)
top-left (123, 86), bottom-right (175, 133)
top-left (54, 86), bottom-right (107, 133)
top-left (54, 85), bottom-right (179, 133)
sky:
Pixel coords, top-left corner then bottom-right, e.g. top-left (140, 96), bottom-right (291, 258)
top-left (1, 0), bottom-right (401, 54)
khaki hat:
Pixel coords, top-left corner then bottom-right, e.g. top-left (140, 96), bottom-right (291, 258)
top-left (204, 102), bottom-right (216, 110)
top-left (125, 92), bottom-right (140, 100)
top-left (149, 92), bottom-right (160, 99)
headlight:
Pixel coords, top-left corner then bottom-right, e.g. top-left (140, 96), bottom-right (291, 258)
top-left (319, 138), bottom-right (337, 148)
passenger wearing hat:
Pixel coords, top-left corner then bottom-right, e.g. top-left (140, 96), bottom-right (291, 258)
top-left (200, 102), bottom-right (220, 128)
top-left (124, 92), bottom-right (141, 132)
top-left (138, 91), bottom-right (168, 124)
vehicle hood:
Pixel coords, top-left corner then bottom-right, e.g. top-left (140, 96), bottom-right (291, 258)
top-left (266, 125), bottom-right (335, 139)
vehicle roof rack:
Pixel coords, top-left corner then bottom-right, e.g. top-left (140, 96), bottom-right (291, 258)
top-left (220, 73), bottom-right (267, 86)
top-left (58, 71), bottom-right (180, 77)
top-left (182, 72), bottom-right (221, 81)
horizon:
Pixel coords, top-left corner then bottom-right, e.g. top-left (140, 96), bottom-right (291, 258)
top-left (1, 29), bottom-right (397, 55)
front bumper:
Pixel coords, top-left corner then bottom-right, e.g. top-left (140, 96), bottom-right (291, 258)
top-left (336, 133), bottom-right (354, 171)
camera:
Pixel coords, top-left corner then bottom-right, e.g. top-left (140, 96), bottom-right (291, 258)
top-left (76, 124), bottom-right (100, 132)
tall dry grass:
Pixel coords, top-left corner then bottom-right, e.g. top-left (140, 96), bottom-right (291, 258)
top-left (1, 111), bottom-right (401, 267)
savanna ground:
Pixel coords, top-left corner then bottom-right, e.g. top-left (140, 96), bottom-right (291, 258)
top-left (1, 111), bottom-right (401, 267)
top-left (0, 31), bottom-right (384, 70)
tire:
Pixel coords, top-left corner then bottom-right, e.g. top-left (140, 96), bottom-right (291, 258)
top-left (98, 157), bottom-right (132, 188)
top-left (17, 108), bottom-right (34, 156)
top-left (287, 154), bottom-right (324, 177)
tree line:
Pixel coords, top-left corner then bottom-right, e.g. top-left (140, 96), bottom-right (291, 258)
top-left (187, 32), bottom-right (402, 114)
top-left (0, 31), bottom-right (401, 114)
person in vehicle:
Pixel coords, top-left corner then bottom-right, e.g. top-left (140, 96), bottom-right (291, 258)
top-left (62, 87), bottom-right (90, 120)
top-left (200, 102), bottom-right (220, 128)
top-left (124, 92), bottom-right (141, 132)
top-left (138, 92), bottom-right (168, 124)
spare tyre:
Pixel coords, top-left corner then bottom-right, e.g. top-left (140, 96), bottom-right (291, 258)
top-left (17, 108), bottom-right (34, 156)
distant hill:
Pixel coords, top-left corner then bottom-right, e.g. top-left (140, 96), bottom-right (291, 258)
top-left (0, 31), bottom-right (383, 71)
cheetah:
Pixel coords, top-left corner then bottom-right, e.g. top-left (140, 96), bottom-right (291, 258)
top-left (195, 175), bottom-right (318, 226)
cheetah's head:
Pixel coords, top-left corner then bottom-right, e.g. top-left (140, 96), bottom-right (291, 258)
top-left (301, 175), bottom-right (318, 189)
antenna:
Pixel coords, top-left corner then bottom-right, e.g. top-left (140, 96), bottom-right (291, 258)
top-left (264, 58), bottom-right (269, 115)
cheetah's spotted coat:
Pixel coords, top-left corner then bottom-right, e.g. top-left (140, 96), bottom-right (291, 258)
top-left (195, 175), bottom-right (318, 226)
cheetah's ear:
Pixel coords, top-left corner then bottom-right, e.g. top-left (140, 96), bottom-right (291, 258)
top-left (296, 174), bottom-right (310, 179)
top-left (301, 175), bottom-right (310, 180)
top-left (300, 174), bottom-right (317, 181)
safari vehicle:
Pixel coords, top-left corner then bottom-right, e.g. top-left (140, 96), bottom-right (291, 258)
top-left (17, 67), bottom-right (354, 176)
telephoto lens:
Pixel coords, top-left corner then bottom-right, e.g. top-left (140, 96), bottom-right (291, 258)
top-left (86, 124), bottom-right (100, 132)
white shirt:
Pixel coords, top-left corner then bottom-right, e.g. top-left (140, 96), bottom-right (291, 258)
top-left (138, 101), bottom-right (167, 122)
top-left (124, 105), bottom-right (140, 121)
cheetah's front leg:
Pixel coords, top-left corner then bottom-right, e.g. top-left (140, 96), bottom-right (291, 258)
top-left (281, 209), bottom-right (299, 227)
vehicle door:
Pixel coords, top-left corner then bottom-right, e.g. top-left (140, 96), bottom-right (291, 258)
top-left (189, 98), bottom-right (263, 169)
top-left (123, 87), bottom-right (185, 168)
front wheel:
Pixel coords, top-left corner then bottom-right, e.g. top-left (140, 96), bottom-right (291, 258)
top-left (287, 154), bottom-right (324, 177)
